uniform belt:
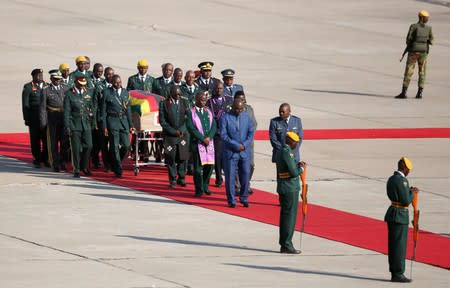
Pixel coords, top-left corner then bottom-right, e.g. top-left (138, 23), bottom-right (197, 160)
top-left (391, 201), bottom-right (409, 209)
top-left (278, 172), bottom-right (295, 179)
top-left (47, 106), bottom-right (63, 112)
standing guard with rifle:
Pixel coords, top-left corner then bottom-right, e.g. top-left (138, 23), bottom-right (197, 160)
top-left (275, 131), bottom-right (306, 254)
top-left (396, 10), bottom-right (434, 99)
top-left (384, 157), bottom-right (419, 283)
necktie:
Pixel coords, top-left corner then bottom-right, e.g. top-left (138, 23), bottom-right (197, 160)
top-left (205, 79), bottom-right (208, 86)
top-left (228, 87), bottom-right (232, 93)
top-left (190, 87), bottom-right (194, 93)
top-left (165, 79), bottom-right (169, 84)
top-left (141, 76), bottom-right (145, 82)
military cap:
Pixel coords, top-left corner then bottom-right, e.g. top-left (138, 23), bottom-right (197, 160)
top-left (73, 71), bottom-right (88, 86)
top-left (137, 59), bottom-right (149, 68)
top-left (198, 61), bottom-right (214, 71)
top-left (48, 69), bottom-right (62, 79)
top-left (401, 157), bottom-right (413, 170)
top-left (75, 55), bottom-right (88, 64)
top-left (31, 68), bottom-right (43, 76)
top-left (419, 10), bottom-right (429, 17)
top-left (286, 131), bottom-right (300, 142)
top-left (59, 63), bottom-right (69, 71)
top-left (221, 69), bottom-right (235, 78)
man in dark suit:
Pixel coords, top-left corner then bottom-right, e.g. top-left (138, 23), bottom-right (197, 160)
top-left (102, 75), bottom-right (135, 178)
top-left (152, 63), bottom-right (174, 98)
top-left (159, 86), bottom-right (190, 188)
top-left (269, 103), bottom-right (303, 163)
top-left (126, 59), bottom-right (154, 92)
top-left (221, 69), bottom-right (244, 97)
top-left (220, 99), bottom-right (255, 208)
top-left (384, 157), bottom-right (418, 283)
top-left (195, 61), bottom-right (221, 95)
top-left (22, 68), bottom-right (49, 168)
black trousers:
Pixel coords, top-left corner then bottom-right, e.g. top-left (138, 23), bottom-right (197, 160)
top-left (46, 111), bottom-right (66, 168)
top-left (213, 134), bottom-right (223, 185)
top-left (28, 108), bottom-right (48, 164)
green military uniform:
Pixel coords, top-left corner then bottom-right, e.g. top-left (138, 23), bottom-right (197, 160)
top-left (91, 78), bottom-right (111, 169)
top-left (384, 171), bottom-right (413, 279)
top-left (180, 83), bottom-right (200, 108)
top-left (126, 73), bottom-right (154, 91)
top-left (152, 77), bottom-right (172, 98)
top-left (101, 87), bottom-right (134, 177)
top-left (186, 107), bottom-right (217, 196)
top-left (64, 86), bottom-right (95, 175)
top-left (68, 70), bottom-right (95, 89)
top-left (276, 144), bottom-right (303, 251)
top-left (22, 79), bottom-right (49, 166)
top-left (402, 21), bottom-right (434, 90)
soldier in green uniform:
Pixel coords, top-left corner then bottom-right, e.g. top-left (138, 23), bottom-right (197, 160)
top-left (102, 75), bottom-right (135, 178)
top-left (384, 157), bottom-right (419, 283)
top-left (69, 56), bottom-right (94, 89)
top-left (22, 68), bottom-right (49, 168)
top-left (276, 131), bottom-right (306, 254)
top-left (64, 74), bottom-right (96, 178)
top-left (152, 62), bottom-right (174, 98)
top-left (172, 67), bottom-right (185, 86)
top-left (396, 10), bottom-right (434, 99)
top-left (181, 70), bottom-right (200, 108)
top-left (126, 59), bottom-right (154, 91)
top-left (93, 67), bottom-right (114, 171)
top-left (90, 63), bottom-right (105, 169)
top-left (59, 63), bottom-right (71, 86)
top-left (186, 91), bottom-right (217, 197)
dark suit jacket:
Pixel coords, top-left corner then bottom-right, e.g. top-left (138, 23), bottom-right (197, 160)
top-left (269, 115), bottom-right (303, 162)
top-left (220, 111), bottom-right (254, 160)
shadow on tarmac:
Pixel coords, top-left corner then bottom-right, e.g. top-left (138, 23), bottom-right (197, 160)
top-left (82, 193), bottom-right (184, 205)
top-left (224, 263), bottom-right (389, 282)
top-left (295, 88), bottom-right (392, 99)
top-left (116, 235), bottom-right (277, 254)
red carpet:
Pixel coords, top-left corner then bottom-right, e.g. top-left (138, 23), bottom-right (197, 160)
top-left (254, 128), bottom-right (450, 140)
top-left (1, 132), bottom-right (449, 270)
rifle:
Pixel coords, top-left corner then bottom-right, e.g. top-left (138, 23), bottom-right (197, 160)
top-left (299, 165), bottom-right (308, 251)
top-left (410, 189), bottom-right (420, 280)
top-left (399, 45), bottom-right (409, 62)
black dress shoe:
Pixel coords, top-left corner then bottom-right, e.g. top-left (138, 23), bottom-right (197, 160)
top-left (53, 167), bottom-right (60, 172)
top-left (177, 179), bottom-right (186, 187)
top-left (228, 203), bottom-right (236, 208)
top-left (114, 172), bottom-right (122, 178)
top-left (60, 163), bottom-right (67, 171)
top-left (242, 202), bottom-right (249, 208)
top-left (43, 161), bottom-right (51, 168)
top-left (204, 190), bottom-right (212, 195)
top-left (33, 160), bottom-right (41, 168)
top-left (391, 275), bottom-right (411, 283)
top-left (280, 247), bottom-right (301, 254)
top-left (169, 182), bottom-right (176, 188)
top-left (74, 172), bottom-right (80, 178)
top-left (82, 169), bottom-right (92, 176)
top-left (194, 193), bottom-right (202, 198)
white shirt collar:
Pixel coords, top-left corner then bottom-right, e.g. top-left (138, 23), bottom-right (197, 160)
top-left (397, 171), bottom-right (406, 177)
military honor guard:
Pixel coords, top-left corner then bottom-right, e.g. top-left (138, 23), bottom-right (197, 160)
top-left (126, 59), bottom-right (154, 92)
top-left (152, 62), bottom-right (174, 98)
top-left (64, 73), bottom-right (96, 178)
top-left (396, 10), bottom-right (434, 99)
top-left (101, 75), bottom-right (135, 178)
top-left (40, 69), bottom-right (69, 172)
top-left (187, 91), bottom-right (217, 197)
top-left (269, 103), bottom-right (303, 163)
top-left (195, 61), bottom-right (221, 95)
top-left (221, 69), bottom-right (244, 97)
top-left (90, 63), bottom-right (105, 169)
top-left (276, 132), bottom-right (306, 254)
top-left (384, 157), bottom-right (418, 283)
top-left (69, 56), bottom-right (94, 89)
top-left (220, 99), bottom-right (255, 208)
top-left (207, 82), bottom-right (233, 187)
top-left (159, 86), bottom-right (190, 188)
top-left (22, 68), bottom-right (49, 168)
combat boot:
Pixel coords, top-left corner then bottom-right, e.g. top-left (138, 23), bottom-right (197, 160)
top-left (395, 86), bottom-right (407, 99)
top-left (416, 88), bottom-right (423, 99)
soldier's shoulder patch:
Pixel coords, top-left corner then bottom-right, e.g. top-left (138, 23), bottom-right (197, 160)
top-left (403, 181), bottom-right (408, 187)
top-left (289, 153), bottom-right (294, 158)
